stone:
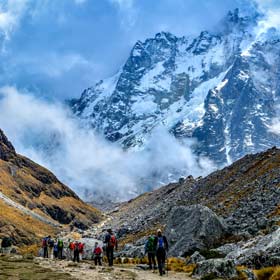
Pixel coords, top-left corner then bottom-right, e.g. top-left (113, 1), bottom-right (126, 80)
top-left (165, 205), bottom-right (228, 256)
top-left (193, 258), bottom-right (238, 279)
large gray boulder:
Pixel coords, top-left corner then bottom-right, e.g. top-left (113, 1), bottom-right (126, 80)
top-left (193, 259), bottom-right (237, 279)
top-left (165, 205), bottom-right (227, 256)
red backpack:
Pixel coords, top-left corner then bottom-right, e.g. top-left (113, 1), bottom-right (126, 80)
top-left (69, 242), bottom-right (75, 250)
top-left (94, 247), bottom-right (102, 255)
top-left (78, 243), bottom-right (84, 252)
top-left (108, 235), bottom-right (116, 248)
top-left (42, 238), bottom-right (47, 247)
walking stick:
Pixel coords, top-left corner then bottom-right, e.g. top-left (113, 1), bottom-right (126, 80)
top-left (166, 252), bottom-right (168, 276)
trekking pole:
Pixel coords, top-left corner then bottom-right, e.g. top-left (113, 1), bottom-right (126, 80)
top-left (166, 253), bottom-right (168, 276)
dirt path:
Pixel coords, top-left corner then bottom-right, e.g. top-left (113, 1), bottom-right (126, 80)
top-left (38, 258), bottom-right (193, 280)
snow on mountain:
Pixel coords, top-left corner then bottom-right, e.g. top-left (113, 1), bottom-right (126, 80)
top-left (71, 8), bottom-right (280, 166)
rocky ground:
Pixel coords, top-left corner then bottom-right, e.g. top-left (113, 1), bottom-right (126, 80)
top-left (0, 255), bottom-right (192, 280)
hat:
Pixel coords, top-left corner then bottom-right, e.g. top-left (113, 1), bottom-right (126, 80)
top-left (157, 229), bottom-right (162, 233)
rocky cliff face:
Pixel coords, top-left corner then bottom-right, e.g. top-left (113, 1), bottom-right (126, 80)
top-left (0, 129), bottom-right (101, 245)
top-left (71, 8), bottom-right (280, 165)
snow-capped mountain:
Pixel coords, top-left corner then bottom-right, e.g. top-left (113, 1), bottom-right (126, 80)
top-left (71, 8), bottom-right (280, 165)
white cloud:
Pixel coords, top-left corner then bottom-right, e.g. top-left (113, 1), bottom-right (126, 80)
top-left (0, 86), bottom-right (215, 201)
top-left (0, 0), bottom-right (29, 42)
top-left (110, 0), bottom-right (138, 30)
top-left (254, 0), bottom-right (280, 35)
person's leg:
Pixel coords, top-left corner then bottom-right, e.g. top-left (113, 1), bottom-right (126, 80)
top-left (148, 253), bottom-right (152, 269)
top-left (152, 253), bottom-right (156, 270)
top-left (98, 256), bottom-right (102, 266)
top-left (110, 248), bottom-right (114, 266)
top-left (43, 247), bottom-right (47, 258)
top-left (157, 250), bottom-right (163, 276)
top-left (94, 256), bottom-right (97, 266)
top-left (106, 248), bottom-right (110, 266)
top-left (162, 251), bottom-right (166, 274)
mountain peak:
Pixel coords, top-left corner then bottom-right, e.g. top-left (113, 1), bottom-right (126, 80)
top-left (154, 31), bottom-right (177, 41)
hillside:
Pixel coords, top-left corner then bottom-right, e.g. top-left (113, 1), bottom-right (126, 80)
top-left (100, 147), bottom-right (280, 260)
top-left (0, 129), bottom-right (101, 245)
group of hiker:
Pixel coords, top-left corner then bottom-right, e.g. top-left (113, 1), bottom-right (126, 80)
top-left (41, 236), bottom-right (87, 262)
top-left (0, 227), bottom-right (163, 276)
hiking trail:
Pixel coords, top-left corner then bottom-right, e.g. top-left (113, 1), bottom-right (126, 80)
top-left (38, 258), bottom-right (192, 280)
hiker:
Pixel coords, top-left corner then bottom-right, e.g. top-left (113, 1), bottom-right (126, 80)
top-left (48, 236), bottom-right (54, 259)
top-left (53, 240), bottom-right (58, 259)
top-left (42, 236), bottom-right (50, 258)
top-left (57, 238), bottom-right (64, 259)
top-left (73, 241), bottom-right (80, 262)
top-left (1, 237), bottom-right (12, 255)
top-left (79, 242), bottom-right (85, 261)
top-left (68, 240), bottom-right (75, 261)
top-left (155, 229), bottom-right (168, 276)
top-left (104, 229), bottom-right (118, 266)
top-left (145, 235), bottom-right (157, 271)
top-left (93, 242), bottom-right (102, 266)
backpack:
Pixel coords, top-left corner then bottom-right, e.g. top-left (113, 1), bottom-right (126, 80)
top-left (42, 238), bottom-right (48, 248)
top-left (78, 243), bottom-right (84, 253)
top-left (54, 244), bottom-right (58, 252)
top-left (158, 237), bottom-right (164, 249)
top-left (94, 247), bottom-right (102, 255)
top-left (146, 236), bottom-right (155, 252)
top-left (69, 242), bottom-right (75, 250)
top-left (48, 239), bottom-right (54, 248)
top-left (58, 240), bottom-right (63, 248)
top-left (108, 235), bottom-right (116, 248)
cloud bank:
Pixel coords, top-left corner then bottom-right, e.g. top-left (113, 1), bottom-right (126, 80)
top-left (0, 86), bottom-right (215, 201)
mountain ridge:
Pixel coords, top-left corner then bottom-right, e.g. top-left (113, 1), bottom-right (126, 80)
top-left (71, 8), bottom-right (280, 169)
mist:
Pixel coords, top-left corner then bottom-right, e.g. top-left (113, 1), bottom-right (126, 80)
top-left (0, 86), bottom-right (215, 201)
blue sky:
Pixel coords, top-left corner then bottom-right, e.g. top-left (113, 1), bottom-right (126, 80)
top-left (0, 0), bottom-right (273, 99)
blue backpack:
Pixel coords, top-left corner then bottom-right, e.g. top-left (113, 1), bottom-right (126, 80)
top-left (158, 237), bottom-right (164, 248)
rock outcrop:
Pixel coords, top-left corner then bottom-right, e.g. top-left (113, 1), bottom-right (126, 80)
top-left (193, 259), bottom-right (238, 279)
top-left (165, 205), bottom-right (227, 256)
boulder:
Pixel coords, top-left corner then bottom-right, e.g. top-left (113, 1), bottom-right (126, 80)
top-left (116, 243), bottom-right (144, 258)
top-left (165, 205), bottom-right (227, 256)
top-left (193, 258), bottom-right (237, 279)
top-left (187, 251), bottom-right (205, 264)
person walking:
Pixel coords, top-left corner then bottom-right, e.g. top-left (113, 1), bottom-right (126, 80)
top-left (104, 229), bottom-right (118, 266)
top-left (68, 240), bottom-right (75, 261)
top-left (93, 242), bottom-right (103, 266)
top-left (145, 235), bottom-right (157, 271)
top-left (53, 240), bottom-right (58, 259)
top-left (155, 229), bottom-right (168, 276)
top-left (79, 242), bottom-right (85, 261)
top-left (42, 236), bottom-right (50, 258)
top-left (48, 236), bottom-right (54, 259)
top-left (73, 241), bottom-right (80, 262)
top-left (57, 238), bottom-right (64, 259)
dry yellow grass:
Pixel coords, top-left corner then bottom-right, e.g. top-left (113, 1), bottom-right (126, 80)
top-left (0, 199), bottom-right (56, 244)
top-left (254, 266), bottom-right (280, 280)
